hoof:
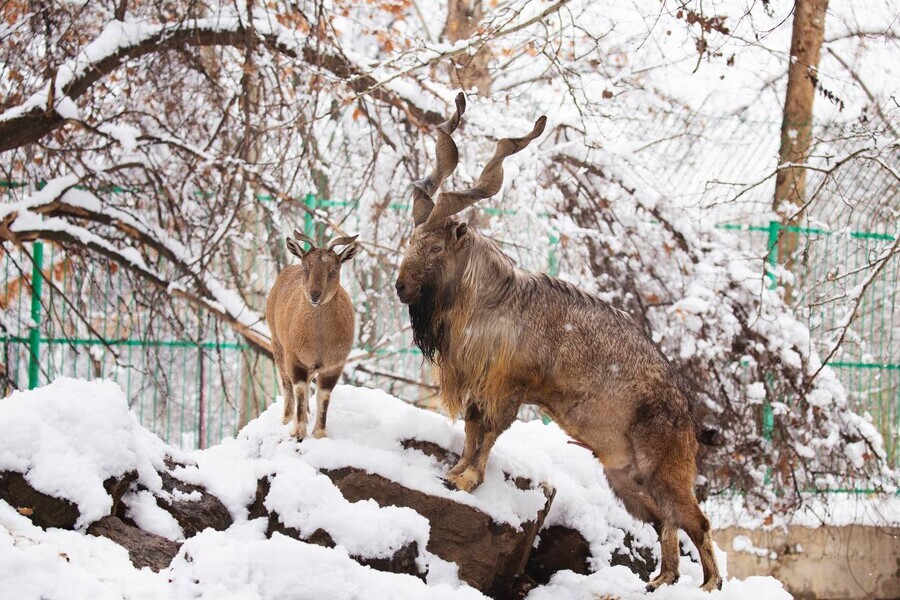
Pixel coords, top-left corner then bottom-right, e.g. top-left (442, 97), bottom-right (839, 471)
top-left (646, 573), bottom-right (679, 593)
top-left (446, 468), bottom-right (480, 492)
top-left (441, 477), bottom-right (457, 491)
top-left (290, 422), bottom-right (308, 439)
top-left (312, 427), bottom-right (326, 439)
top-left (446, 460), bottom-right (469, 478)
top-left (700, 577), bottom-right (723, 592)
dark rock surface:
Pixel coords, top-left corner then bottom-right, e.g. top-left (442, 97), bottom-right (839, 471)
top-left (155, 468), bottom-right (232, 537)
top-left (323, 466), bottom-right (555, 599)
top-left (0, 469), bottom-right (137, 530)
top-left (267, 514), bottom-right (422, 577)
top-left (0, 470), bottom-right (80, 529)
top-left (5, 439), bottom-right (653, 596)
top-left (611, 533), bottom-right (655, 582)
top-left (401, 439), bottom-right (460, 467)
top-left (247, 476), bottom-right (271, 521)
top-left (526, 524), bottom-right (592, 583)
top-left (527, 524), bottom-right (655, 585)
top-left (88, 515), bottom-right (181, 572)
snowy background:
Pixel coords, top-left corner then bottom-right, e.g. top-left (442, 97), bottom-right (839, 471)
top-left (0, 0), bottom-right (899, 596)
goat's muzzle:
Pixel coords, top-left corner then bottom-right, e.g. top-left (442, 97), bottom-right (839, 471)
top-left (395, 278), bottom-right (418, 305)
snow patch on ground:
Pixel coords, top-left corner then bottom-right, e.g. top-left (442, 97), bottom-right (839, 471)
top-left (525, 567), bottom-right (790, 600)
top-left (169, 524), bottom-right (485, 600)
top-left (706, 493), bottom-right (900, 529)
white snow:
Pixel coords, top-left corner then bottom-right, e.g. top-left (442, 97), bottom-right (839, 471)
top-left (169, 525), bottom-right (485, 600)
top-left (123, 490), bottom-right (184, 541)
top-left (0, 377), bottom-right (882, 599)
top-left (745, 382), bottom-right (766, 404)
top-left (0, 378), bottom-right (171, 529)
top-left (731, 535), bottom-right (775, 560)
top-left (706, 493), bottom-right (900, 530)
top-left (525, 567), bottom-right (791, 600)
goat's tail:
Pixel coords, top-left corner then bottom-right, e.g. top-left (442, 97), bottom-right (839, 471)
top-left (696, 424), bottom-right (724, 447)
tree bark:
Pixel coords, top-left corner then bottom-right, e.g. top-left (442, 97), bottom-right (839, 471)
top-left (443, 0), bottom-right (492, 95)
top-left (773, 0), bottom-right (829, 303)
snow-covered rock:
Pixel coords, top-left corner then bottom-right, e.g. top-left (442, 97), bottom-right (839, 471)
top-left (0, 378), bottom-right (796, 599)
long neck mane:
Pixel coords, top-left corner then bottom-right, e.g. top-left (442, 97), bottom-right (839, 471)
top-left (408, 285), bottom-right (447, 364)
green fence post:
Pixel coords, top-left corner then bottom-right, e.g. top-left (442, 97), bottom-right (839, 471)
top-left (763, 220), bottom-right (780, 437)
top-left (541, 233), bottom-right (561, 426)
top-left (304, 193), bottom-right (317, 240)
top-left (765, 220), bottom-right (779, 289)
top-left (762, 221), bottom-right (780, 444)
top-left (547, 233), bottom-right (560, 277)
top-left (762, 221), bottom-right (781, 484)
top-left (27, 241), bottom-right (44, 389)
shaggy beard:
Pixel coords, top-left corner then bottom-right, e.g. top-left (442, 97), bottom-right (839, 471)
top-left (408, 282), bottom-right (446, 365)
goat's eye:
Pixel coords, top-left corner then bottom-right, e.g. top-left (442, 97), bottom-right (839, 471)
top-left (430, 245), bottom-right (443, 254)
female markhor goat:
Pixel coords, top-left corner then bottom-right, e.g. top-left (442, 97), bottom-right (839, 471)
top-left (267, 231), bottom-right (358, 440)
top-left (395, 94), bottom-right (722, 592)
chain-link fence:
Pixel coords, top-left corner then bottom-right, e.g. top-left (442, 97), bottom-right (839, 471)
top-left (1, 116), bottom-right (897, 466)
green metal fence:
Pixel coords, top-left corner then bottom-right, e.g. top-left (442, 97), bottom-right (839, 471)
top-left (718, 221), bottom-right (899, 465)
top-left (1, 189), bottom-right (896, 463)
top-left (0, 240), bottom-right (255, 448)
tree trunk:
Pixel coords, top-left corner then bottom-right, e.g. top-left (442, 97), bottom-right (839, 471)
top-left (443, 0), bottom-right (492, 95)
top-left (773, 0), bottom-right (829, 303)
top-left (237, 0), bottom-right (276, 429)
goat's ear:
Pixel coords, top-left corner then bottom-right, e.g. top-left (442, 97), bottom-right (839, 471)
top-left (451, 222), bottom-right (468, 244)
top-left (286, 237), bottom-right (308, 258)
top-left (339, 242), bottom-right (358, 263)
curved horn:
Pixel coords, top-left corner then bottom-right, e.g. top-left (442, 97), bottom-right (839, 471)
top-left (326, 234), bottom-right (359, 251)
top-left (421, 116), bottom-right (547, 231)
top-left (412, 92), bottom-right (466, 226)
top-left (292, 229), bottom-right (318, 249)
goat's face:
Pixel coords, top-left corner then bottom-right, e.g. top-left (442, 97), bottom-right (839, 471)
top-left (395, 220), bottom-right (469, 305)
top-left (286, 238), bottom-right (358, 307)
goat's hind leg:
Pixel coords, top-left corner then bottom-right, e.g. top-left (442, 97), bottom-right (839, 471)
top-left (645, 443), bottom-right (722, 592)
top-left (280, 374), bottom-right (296, 425)
top-left (677, 493), bottom-right (721, 591)
top-left (274, 346), bottom-right (295, 425)
top-left (646, 521), bottom-right (681, 592)
top-left (604, 468), bottom-right (677, 590)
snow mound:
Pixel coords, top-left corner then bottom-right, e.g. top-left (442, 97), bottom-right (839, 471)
top-left (0, 378), bottom-right (172, 529)
top-left (0, 378), bottom-right (798, 599)
top-left (527, 567), bottom-right (790, 600)
top-left (169, 524), bottom-right (485, 600)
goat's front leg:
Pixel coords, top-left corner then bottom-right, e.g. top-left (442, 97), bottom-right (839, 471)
top-left (312, 368), bottom-right (342, 439)
top-left (280, 375), bottom-right (296, 425)
top-left (275, 346), bottom-right (295, 425)
top-left (290, 364), bottom-right (311, 439)
top-left (448, 404), bottom-right (484, 478)
top-left (447, 403), bottom-right (517, 493)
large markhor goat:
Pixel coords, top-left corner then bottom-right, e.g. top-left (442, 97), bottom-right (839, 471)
top-left (395, 94), bottom-right (722, 592)
top-left (267, 231), bottom-right (358, 440)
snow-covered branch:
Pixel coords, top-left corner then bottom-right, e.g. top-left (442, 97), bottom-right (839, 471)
top-left (0, 180), bottom-right (272, 356)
